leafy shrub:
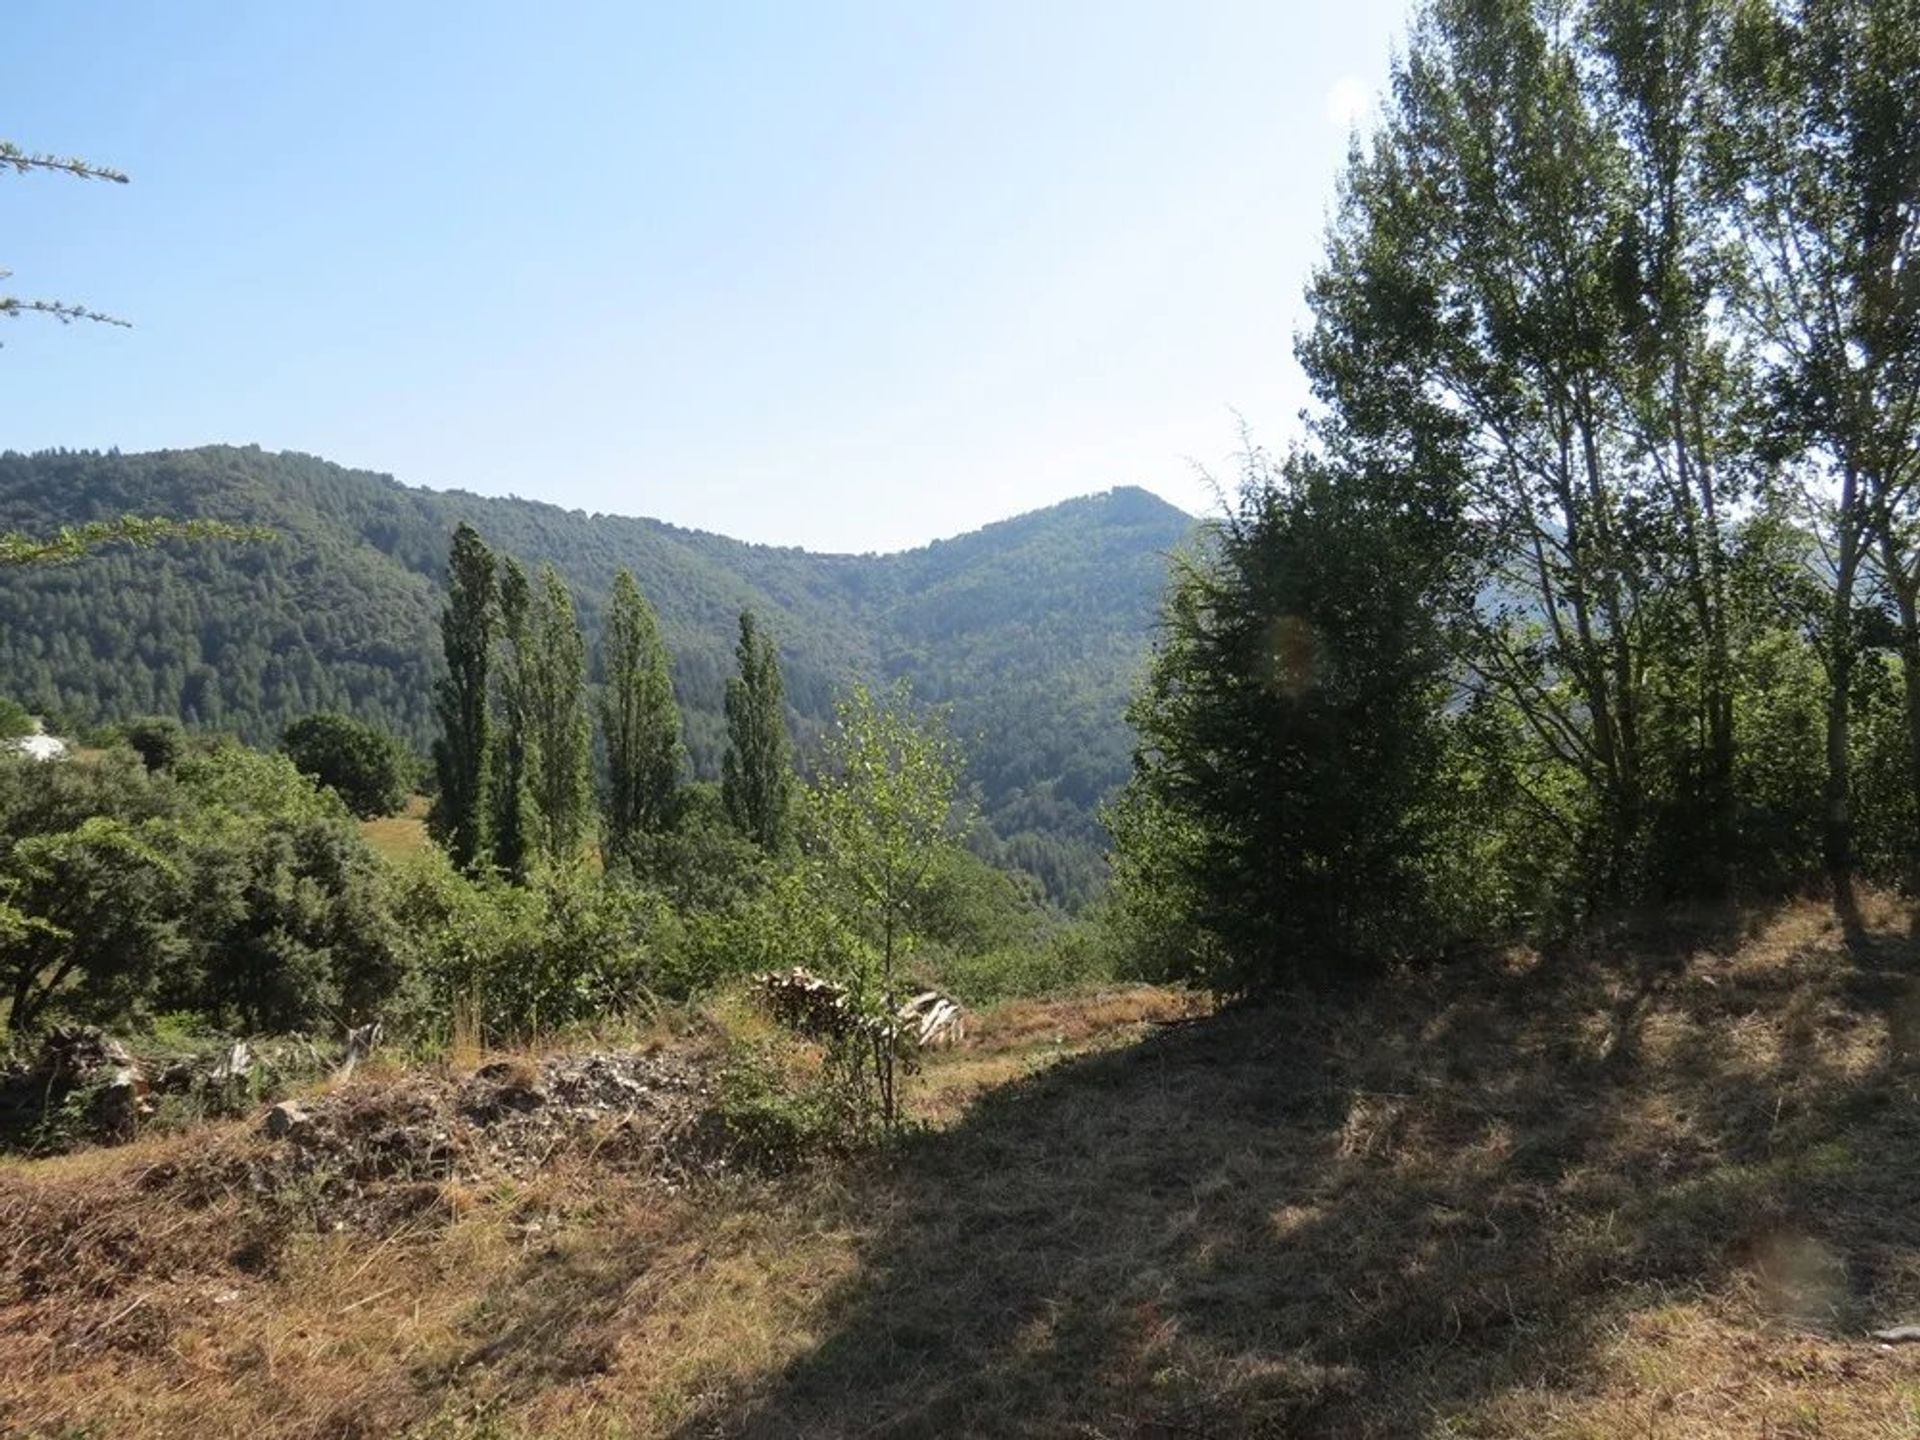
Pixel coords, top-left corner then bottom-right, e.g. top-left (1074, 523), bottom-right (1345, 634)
top-left (282, 711), bottom-right (412, 818)
top-left (391, 855), bottom-right (670, 1041)
top-left (0, 698), bottom-right (32, 741)
top-left (121, 715), bottom-right (187, 772)
top-left (0, 744), bottom-right (417, 1037)
top-left (713, 1039), bottom-right (840, 1167)
top-left (937, 922), bottom-right (1119, 1006)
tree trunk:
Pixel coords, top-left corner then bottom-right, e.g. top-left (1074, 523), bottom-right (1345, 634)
top-left (1826, 473), bottom-right (1864, 893)
top-left (1884, 548), bottom-right (1920, 882)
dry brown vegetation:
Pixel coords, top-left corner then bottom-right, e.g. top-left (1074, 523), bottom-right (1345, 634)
top-left (8, 905), bottom-right (1920, 1437)
top-left (359, 794), bottom-right (432, 862)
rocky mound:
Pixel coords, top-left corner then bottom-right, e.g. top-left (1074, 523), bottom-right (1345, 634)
top-left (256, 1050), bottom-right (712, 1204)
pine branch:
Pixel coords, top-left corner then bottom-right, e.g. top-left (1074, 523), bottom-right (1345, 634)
top-left (0, 296), bottom-right (132, 328)
top-left (0, 517), bottom-right (271, 568)
top-left (0, 142), bottom-right (129, 184)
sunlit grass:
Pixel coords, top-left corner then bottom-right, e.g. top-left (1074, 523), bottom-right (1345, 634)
top-left (10, 900), bottom-right (1920, 1436)
top-left (360, 792), bottom-right (432, 859)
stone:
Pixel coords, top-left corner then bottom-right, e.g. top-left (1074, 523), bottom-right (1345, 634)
top-left (262, 1100), bottom-right (313, 1140)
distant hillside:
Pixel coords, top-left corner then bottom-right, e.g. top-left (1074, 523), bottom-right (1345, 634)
top-left (0, 446), bottom-right (1194, 904)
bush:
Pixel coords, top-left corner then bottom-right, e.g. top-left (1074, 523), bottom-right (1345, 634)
top-left (0, 698), bottom-right (32, 741)
top-left (122, 715), bottom-right (187, 772)
top-left (937, 922), bottom-right (1119, 1006)
top-left (0, 744), bottom-right (418, 1038)
top-left (391, 855), bottom-right (671, 1041)
top-left (282, 712), bottom-right (412, 818)
top-left (713, 1038), bottom-right (840, 1167)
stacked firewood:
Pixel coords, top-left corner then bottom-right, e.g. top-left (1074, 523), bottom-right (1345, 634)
top-left (755, 968), bottom-right (965, 1050)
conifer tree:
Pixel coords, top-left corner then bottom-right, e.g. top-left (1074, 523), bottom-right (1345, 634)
top-left (488, 556), bottom-right (540, 882)
top-left (599, 569), bottom-right (683, 866)
top-left (721, 610), bottom-right (794, 850)
top-left (429, 523), bottom-right (495, 872)
top-left (525, 563), bottom-right (592, 865)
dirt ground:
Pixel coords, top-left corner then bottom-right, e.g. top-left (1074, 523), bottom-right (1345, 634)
top-left (7, 906), bottom-right (1920, 1438)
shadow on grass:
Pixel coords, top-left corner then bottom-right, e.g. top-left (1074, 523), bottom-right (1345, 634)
top-left (664, 897), bottom-right (1920, 1438)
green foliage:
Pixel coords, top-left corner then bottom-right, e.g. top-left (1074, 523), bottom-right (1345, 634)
top-left (122, 715), bottom-right (185, 772)
top-left (0, 447), bottom-right (1191, 905)
top-left (1714, 0), bottom-right (1920, 884)
top-left (1117, 452), bottom-right (1460, 990)
top-left (1111, 0), bottom-right (1920, 977)
top-left (171, 747), bottom-right (409, 1032)
top-left (488, 556), bottom-right (539, 883)
top-left (937, 920), bottom-right (1119, 1006)
top-left (0, 516), bottom-right (265, 567)
top-left (713, 1037), bottom-right (841, 1167)
top-left (526, 564), bottom-right (592, 865)
top-left (0, 746), bottom-right (411, 1035)
top-left (389, 854), bottom-right (665, 1041)
top-left (914, 843), bottom-right (1052, 961)
top-left (430, 523), bottom-right (495, 872)
top-left (797, 683), bottom-right (969, 1133)
top-left (721, 610), bottom-right (793, 851)
top-left (599, 568), bottom-right (683, 868)
top-left (0, 698), bottom-right (31, 741)
top-left (644, 781), bottom-right (769, 913)
top-left (281, 711), bottom-right (410, 818)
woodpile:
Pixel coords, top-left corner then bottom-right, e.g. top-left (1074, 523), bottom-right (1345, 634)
top-left (755, 968), bottom-right (966, 1050)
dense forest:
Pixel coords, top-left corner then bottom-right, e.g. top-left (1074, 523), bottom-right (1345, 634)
top-left (1114, 0), bottom-right (1920, 986)
top-left (0, 447), bottom-right (1192, 905)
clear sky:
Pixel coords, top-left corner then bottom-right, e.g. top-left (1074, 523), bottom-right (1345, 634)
top-left (6, 1), bottom-right (1408, 553)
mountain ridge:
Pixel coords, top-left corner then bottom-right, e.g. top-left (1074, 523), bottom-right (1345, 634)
top-left (0, 445), bottom-right (1196, 904)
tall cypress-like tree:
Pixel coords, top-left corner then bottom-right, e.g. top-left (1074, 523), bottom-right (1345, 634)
top-left (429, 523), bottom-right (495, 872)
top-left (599, 569), bottom-right (683, 867)
top-left (525, 563), bottom-right (592, 865)
top-left (721, 610), bottom-right (794, 850)
top-left (489, 556), bottom-right (540, 883)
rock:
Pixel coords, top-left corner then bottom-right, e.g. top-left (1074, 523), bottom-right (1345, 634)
top-left (262, 1100), bottom-right (313, 1140)
top-left (92, 1065), bottom-right (152, 1138)
top-left (336, 1021), bottom-right (384, 1080)
top-left (36, 1025), bottom-right (136, 1086)
top-left (210, 1040), bottom-right (253, 1084)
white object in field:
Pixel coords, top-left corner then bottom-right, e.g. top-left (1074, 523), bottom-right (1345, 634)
top-left (8, 724), bottom-right (68, 761)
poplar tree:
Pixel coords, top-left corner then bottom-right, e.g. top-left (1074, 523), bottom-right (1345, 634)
top-left (489, 556), bottom-right (540, 883)
top-left (599, 569), bottom-right (683, 866)
top-left (1718, 0), bottom-right (1920, 886)
top-left (525, 563), bottom-right (592, 865)
top-left (721, 610), bottom-right (794, 850)
top-left (429, 523), bottom-right (495, 872)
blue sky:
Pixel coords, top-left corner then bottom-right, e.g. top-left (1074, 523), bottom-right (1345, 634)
top-left (6, 1), bottom-right (1408, 552)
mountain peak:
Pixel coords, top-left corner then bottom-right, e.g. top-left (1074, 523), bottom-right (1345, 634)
top-left (0, 444), bottom-right (1188, 908)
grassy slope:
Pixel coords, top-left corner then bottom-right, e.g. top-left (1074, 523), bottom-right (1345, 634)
top-left (360, 793), bottom-right (433, 860)
top-left (9, 899), bottom-right (1920, 1437)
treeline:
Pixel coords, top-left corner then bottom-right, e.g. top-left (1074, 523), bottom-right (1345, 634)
top-left (0, 518), bottom-right (1109, 1056)
top-left (424, 521), bottom-right (795, 882)
top-left (0, 448), bottom-right (1192, 905)
top-left (1116, 0), bottom-right (1920, 988)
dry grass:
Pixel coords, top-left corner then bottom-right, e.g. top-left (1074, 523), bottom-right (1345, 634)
top-left (10, 897), bottom-right (1920, 1437)
top-left (360, 794), bottom-right (432, 861)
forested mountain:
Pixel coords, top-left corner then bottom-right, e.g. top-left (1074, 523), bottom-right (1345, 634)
top-left (0, 446), bottom-right (1192, 904)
